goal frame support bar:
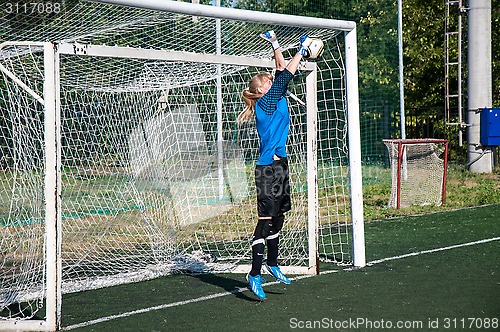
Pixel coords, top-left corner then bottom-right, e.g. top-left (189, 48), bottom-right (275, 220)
top-left (57, 41), bottom-right (322, 275)
top-left (57, 43), bottom-right (319, 70)
top-left (0, 42), bottom-right (47, 105)
top-left (0, 42), bottom-right (62, 332)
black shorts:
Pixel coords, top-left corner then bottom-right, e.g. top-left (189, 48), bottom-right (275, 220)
top-left (255, 157), bottom-right (291, 217)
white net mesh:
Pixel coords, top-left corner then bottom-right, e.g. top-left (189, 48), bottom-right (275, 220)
top-left (0, 43), bottom-right (47, 320)
top-left (1, 0), bottom-right (356, 321)
top-left (384, 139), bottom-right (448, 208)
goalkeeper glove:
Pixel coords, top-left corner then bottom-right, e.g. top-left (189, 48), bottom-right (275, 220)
top-left (297, 36), bottom-right (312, 57)
top-left (260, 30), bottom-right (280, 50)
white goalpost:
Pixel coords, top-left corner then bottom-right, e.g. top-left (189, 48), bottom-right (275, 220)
top-left (0, 0), bottom-right (364, 330)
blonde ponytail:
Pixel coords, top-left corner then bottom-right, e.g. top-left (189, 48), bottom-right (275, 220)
top-left (238, 89), bottom-right (257, 124)
top-left (237, 72), bottom-right (273, 125)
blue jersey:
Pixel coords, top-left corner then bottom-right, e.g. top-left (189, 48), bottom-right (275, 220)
top-left (255, 69), bottom-right (294, 165)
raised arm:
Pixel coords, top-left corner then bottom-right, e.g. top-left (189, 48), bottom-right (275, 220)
top-left (256, 35), bottom-right (313, 112)
top-left (286, 36), bottom-right (313, 74)
top-left (260, 30), bottom-right (286, 71)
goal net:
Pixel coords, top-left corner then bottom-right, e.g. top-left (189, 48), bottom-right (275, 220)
top-left (0, 0), bottom-right (363, 329)
top-left (383, 139), bottom-right (449, 209)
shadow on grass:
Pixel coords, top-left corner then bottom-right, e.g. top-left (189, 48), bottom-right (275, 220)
top-left (191, 273), bottom-right (280, 302)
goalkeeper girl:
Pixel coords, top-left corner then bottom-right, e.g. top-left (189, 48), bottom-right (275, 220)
top-left (237, 31), bottom-right (314, 300)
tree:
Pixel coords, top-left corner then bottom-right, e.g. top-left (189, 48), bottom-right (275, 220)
top-left (402, 0), bottom-right (445, 108)
top-left (492, 1), bottom-right (499, 104)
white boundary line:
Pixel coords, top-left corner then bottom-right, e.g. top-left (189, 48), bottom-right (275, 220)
top-left (366, 236), bottom-right (500, 267)
top-left (62, 236), bottom-right (500, 331)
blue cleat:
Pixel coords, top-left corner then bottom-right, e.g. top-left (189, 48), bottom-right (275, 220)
top-left (264, 264), bottom-right (291, 285)
top-left (246, 273), bottom-right (266, 300)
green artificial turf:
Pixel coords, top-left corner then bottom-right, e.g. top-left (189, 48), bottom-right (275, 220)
top-left (61, 204), bottom-right (500, 331)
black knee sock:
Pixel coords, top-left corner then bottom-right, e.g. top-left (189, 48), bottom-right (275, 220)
top-left (266, 236), bottom-right (279, 266)
top-left (250, 241), bottom-right (265, 276)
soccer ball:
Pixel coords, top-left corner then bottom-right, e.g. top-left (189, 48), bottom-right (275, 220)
top-left (305, 38), bottom-right (324, 60)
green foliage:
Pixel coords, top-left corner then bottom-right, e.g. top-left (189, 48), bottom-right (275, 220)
top-left (402, 0), bottom-right (445, 108)
top-left (235, 0), bottom-right (349, 17)
top-left (493, 4), bottom-right (500, 103)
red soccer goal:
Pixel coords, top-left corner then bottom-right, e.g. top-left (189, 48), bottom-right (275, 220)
top-left (383, 139), bottom-right (449, 209)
